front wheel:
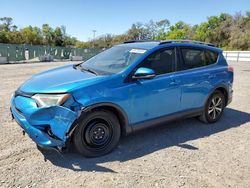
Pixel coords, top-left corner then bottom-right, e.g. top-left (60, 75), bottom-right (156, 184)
top-left (73, 110), bottom-right (120, 157)
top-left (199, 91), bottom-right (225, 123)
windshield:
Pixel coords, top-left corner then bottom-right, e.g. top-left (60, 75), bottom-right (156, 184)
top-left (80, 46), bottom-right (147, 74)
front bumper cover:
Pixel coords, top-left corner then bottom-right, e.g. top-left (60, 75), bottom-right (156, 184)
top-left (10, 95), bottom-right (77, 147)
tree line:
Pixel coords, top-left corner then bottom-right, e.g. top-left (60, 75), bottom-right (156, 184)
top-left (0, 17), bottom-right (77, 46)
top-left (1, 12), bottom-right (250, 50)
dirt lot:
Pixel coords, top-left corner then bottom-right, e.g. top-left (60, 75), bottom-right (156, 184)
top-left (0, 61), bottom-right (250, 188)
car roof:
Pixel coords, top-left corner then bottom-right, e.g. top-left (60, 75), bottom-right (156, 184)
top-left (118, 40), bottom-right (222, 53)
top-left (117, 41), bottom-right (160, 50)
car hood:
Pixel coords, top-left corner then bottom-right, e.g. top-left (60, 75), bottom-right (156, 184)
top-left (19, 64), bottom-right (108, 93)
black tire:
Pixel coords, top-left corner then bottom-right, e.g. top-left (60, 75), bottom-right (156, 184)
top-left (73, 110), bottom-right (121, 157)
top-left (199, 91), bottom-right (225, 123)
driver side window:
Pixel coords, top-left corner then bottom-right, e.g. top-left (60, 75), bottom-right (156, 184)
top-left (139, 48), bottom-right (175, 75)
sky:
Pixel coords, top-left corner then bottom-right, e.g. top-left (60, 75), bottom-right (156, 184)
top-left (0, 0), bottom-right (249, 41)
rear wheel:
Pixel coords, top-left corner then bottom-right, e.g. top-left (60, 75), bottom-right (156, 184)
top-left (73, 110), bottom-right (120, 157)
top-left (199, 91), bottom-right (225, 123)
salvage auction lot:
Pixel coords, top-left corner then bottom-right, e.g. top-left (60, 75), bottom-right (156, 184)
top-left (0, 61), bottom-right (249, 187)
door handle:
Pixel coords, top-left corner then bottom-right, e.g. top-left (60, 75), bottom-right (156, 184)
top-left (170, 79), bottom-right (180, 85)
top-left (203, 73), bottom-right (215, 79)
top-left (208, 74), bottom-right (215, 79)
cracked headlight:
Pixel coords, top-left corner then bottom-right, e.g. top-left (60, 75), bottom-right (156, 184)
top-left (32, 93), bottom-right (70, 107)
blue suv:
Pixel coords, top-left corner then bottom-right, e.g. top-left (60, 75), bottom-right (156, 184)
top-left (11, 40), bottom-right (234, 157)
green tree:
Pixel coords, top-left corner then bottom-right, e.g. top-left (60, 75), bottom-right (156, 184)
top-left (19, 26), bottom-right (43, 44)
top-left (54, 27), bottom-right (63, 46)
top-left (0, 17), bottom-right (13, 31)
top-left (126, 19), bottom-right (170, 40)
top-left (42, 24), bottom-right (54, 45)
top-left (158, 21), bottom-right (192, 40)
top-left (228, 12), bottom-right (250, 50)
top-left (0, 31), bottom-right (9, 43)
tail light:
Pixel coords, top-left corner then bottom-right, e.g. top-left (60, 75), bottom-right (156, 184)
top-left (228, 66), bottom-right (234, 72)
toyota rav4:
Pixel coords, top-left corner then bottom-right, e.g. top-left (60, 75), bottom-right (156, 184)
top-left (10, 40), bottom-right (234, 157)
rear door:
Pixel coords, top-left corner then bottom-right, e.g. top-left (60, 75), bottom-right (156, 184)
top-left (175, 47), bottom-right (219, 111)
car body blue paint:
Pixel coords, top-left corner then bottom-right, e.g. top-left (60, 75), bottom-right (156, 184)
top-left (19, 64), bottom-right (109, 93)
top-left (10, 41), bottom-right (233, 148)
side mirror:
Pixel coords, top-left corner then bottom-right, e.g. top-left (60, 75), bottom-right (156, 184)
top-left (132, 67), bottom-right (156, 80)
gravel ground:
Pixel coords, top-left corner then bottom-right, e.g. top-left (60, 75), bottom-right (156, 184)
top-left (0, 61), bottom-right (250, 188)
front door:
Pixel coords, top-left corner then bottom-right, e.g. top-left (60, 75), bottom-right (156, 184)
top-left (127, 48), bottom-right (182, 125)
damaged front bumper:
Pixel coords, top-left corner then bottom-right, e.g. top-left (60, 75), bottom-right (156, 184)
top-left (10, 95), bottom-right (78, 148)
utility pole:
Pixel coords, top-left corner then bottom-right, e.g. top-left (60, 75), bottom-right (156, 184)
top-left (92, 30), bottom-right (97, 40)
top-left (92, 30), bottom-right (97, 48)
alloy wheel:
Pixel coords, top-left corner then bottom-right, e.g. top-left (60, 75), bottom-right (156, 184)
top-left (208, 96), bottom-right (223, 120)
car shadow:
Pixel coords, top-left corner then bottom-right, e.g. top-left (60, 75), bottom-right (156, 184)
top-left (40, 108), bottom-right (250, 173)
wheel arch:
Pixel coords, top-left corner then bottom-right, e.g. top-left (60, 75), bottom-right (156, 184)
top-left (214, 86), bottom-right (229, 106)
top-left (205, 84), bottom-right (229, 106)
top-left (78, 103), bottom-right (132, 136)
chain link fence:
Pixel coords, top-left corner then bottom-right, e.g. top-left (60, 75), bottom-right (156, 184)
top-left (0, 43), bottom-right (102, 63)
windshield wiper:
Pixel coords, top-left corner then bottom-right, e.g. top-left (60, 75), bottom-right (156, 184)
top-left (80, 67), bottom-right (98, 75)
top-left (73, 63), bottom-right (98, 75)
top-left (73, 63), bottom-right (82, 69)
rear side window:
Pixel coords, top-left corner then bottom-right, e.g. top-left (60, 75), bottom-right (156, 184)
top-left (181, 48), bottom-right (206, 69)
top-left (205, 50), bottom-right (218, 65)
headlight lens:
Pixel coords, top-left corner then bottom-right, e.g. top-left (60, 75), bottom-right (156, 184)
top-left (32, 93), bottom-right (70, 107)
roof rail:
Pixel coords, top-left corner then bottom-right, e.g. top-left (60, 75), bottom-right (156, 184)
top-left (159, 40), bottom-right (216, 47)
top-left (123, 40), bottom-right (216, 47)
top-left (123, 40), bottom-right (159, 44)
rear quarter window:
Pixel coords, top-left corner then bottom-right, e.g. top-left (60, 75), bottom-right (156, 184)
top-left (205, 50), bottom-right (218, 65)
